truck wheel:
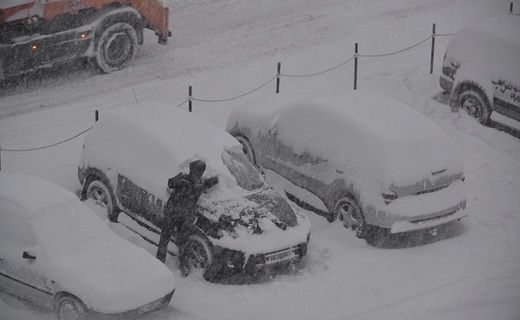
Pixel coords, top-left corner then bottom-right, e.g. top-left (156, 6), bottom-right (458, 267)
top-left (95, 23), bottom-right (138, 73)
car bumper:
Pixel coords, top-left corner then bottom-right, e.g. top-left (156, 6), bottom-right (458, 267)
top-left (368, 180), bottom-right (467, 233)
top-left (89, 290), bottom-right (175, 319)
top-left (209, 242), bottom-right (308, 282)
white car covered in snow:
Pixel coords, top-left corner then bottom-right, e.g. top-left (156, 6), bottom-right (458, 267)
top-left (0, 173), bottom-right (176, 320)
top-left (78, 103), bottom-right (310, 282)
top-left (440, 14), bottom-right (520, 125)
top-left (226, 91), bottom-right (467, 242)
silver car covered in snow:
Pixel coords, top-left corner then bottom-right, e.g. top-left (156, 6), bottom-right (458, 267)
top-left (227, 91), bottom-right (467, 242)
top-left (0, 173), bottom-right (176, 320)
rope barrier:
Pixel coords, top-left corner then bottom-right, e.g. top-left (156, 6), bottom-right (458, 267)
top-left (2, 24), bottom-right (458, 156)
top-left (176, 98), bottom-right (190, 108)
top-left (192, 75), bottom-right (277, 103)
top-left (280, 56), bottom-right (355, 78)
top-left (0, 126), bottom-right (93, 152)
top-left (358, 35), bottom-right (432, 58)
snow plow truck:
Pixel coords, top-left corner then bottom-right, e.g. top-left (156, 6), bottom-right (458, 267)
top-left (0, 0), bottom-right (171, 80)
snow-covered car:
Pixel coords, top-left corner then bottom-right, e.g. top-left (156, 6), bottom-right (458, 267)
top-left (0, 173), bottom-right (176, 320)
top-left (440, 14), bottom-right (520, 125)
top-left (226, 91), bottom-right (467, 242)
top-left (78, 103), bottom-right (311, 282)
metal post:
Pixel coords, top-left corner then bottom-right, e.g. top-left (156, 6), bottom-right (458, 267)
top-left (95, 109), bottom-right (99, 122)
top-left (0, 148), bottom-right (2, 171)
top-left (430, 23), bottom-right (436, 75)
top-left (276, 62), bottom-right (281, 94)
top-left (354, 43), bottom-right (358, 90)
top-left (188, 86), bottom-right (193, 112)
top-left (510, 2), bottom-right (514, 13)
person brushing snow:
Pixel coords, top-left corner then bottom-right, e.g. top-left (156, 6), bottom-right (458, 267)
top-left (156, 160), bottom-right (218, 265)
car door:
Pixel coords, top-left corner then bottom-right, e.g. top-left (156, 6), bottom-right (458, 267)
top-left (259, 117), bottom-right (331, 213)
top-left (0, 201), bottom-right (54, 308)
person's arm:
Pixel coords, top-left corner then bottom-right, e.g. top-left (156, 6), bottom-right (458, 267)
top-left (203, 176), bottom-right (219, 191)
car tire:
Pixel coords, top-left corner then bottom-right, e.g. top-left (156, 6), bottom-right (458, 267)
top-left (95, 22), bottom-right (138, 73)
top-left (179, 234), bottom-right (214, 280)
top-left (333, 195), bottom-right (370, 239)
top-left (451, 85), bottom-right (491, 125)
top-left (55, 295), bottom-right (87, 320)
top-left (85, 179), bottom-right (119, 222)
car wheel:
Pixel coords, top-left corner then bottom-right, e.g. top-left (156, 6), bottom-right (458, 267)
top-left (333, 196), bottom-right (369, 239)
top-left (452, 86), bottom-right (491, 125)
top-left (95, 23), bottom-right (138, 73)
top-left (55, 296), bottom-right (87, 320)
top-left (85, 179), bottom-right (119, 222)
top-left (180, 235), bottom-right (214, 280)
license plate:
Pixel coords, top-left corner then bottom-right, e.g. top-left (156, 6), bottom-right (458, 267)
top-left (265, 249), bottom-right (297, 265)
top-left (138, 297), bottom-right (165, 314)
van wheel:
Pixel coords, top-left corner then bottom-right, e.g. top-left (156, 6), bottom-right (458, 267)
top-left (180, 235), bottom-right (214, 280)
top-left (85, 179), bottom-right (119, 222)
top-left (333, 196), bottom-right (369, 239)
top-left (95, 23), bottom-right (138, 73)
top-left (453, 86), bottom-right (491, 125)
top-left (55, 295), bottom-right (87, 320)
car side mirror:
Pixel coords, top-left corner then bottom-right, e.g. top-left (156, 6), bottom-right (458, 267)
top-left (22, 251), bottom-right (36, 260)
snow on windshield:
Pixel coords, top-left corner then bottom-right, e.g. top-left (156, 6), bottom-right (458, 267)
top-left (222, 149), bottom-right (264, 191)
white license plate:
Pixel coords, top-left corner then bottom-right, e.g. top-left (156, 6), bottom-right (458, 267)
top-left (265, 249), bottom-right (297, 265)
top-left (138, 298), bottom-right (165, 314)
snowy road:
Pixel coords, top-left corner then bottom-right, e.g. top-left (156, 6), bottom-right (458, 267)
top-left (1, 0), bottom-right (520, 319)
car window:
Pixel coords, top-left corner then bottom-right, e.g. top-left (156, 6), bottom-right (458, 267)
top-left (222, 150), bottom-right (264, 191)
top-left (0, 201), bottom-right (37, 249)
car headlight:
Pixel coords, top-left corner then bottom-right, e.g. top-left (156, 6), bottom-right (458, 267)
top-left (382, 191), bottom-right (398, 204)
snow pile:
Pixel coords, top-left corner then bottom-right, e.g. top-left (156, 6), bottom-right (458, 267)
top-left (445, 13), bottom-right (520, 93)
top-left (228, 90), bottom-right (464, 206)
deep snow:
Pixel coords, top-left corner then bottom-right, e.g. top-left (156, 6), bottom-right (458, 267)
top-left (1, 0), bottom-right (520, 319)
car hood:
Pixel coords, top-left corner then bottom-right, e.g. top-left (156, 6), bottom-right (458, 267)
top-left (200, 187), bottom-right (298, 235)
top-left (50, 240), bottom-right (176, 314)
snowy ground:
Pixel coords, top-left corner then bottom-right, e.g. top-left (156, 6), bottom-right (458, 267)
top-left (1, 0), bottom-right (520, 319)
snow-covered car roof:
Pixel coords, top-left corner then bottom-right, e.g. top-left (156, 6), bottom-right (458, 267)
top-left (228, 90), bottom-right (463, 189)
top-left (445, 14), bottom-right (520, 87)
top-left (0, 172), bottom-right (76, 217)
top-left (84, 102), bottom-right (265, 201)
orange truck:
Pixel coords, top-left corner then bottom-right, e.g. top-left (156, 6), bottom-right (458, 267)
top-left (0, 0), bottom-right (171, 80)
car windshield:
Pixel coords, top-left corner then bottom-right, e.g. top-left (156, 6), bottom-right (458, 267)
top-left (222, 150), bottom-right (264, 191)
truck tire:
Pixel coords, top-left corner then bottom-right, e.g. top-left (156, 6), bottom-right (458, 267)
top-left (95, 22), bottom-right (138, 73)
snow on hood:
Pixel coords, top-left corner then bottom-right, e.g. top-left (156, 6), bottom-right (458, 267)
top-left (228, 91), bottom-right (463, 202)
top-left (31, 199), bottom-right (175, 313)
top-left (446, 14), bottom-right (520, 88)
